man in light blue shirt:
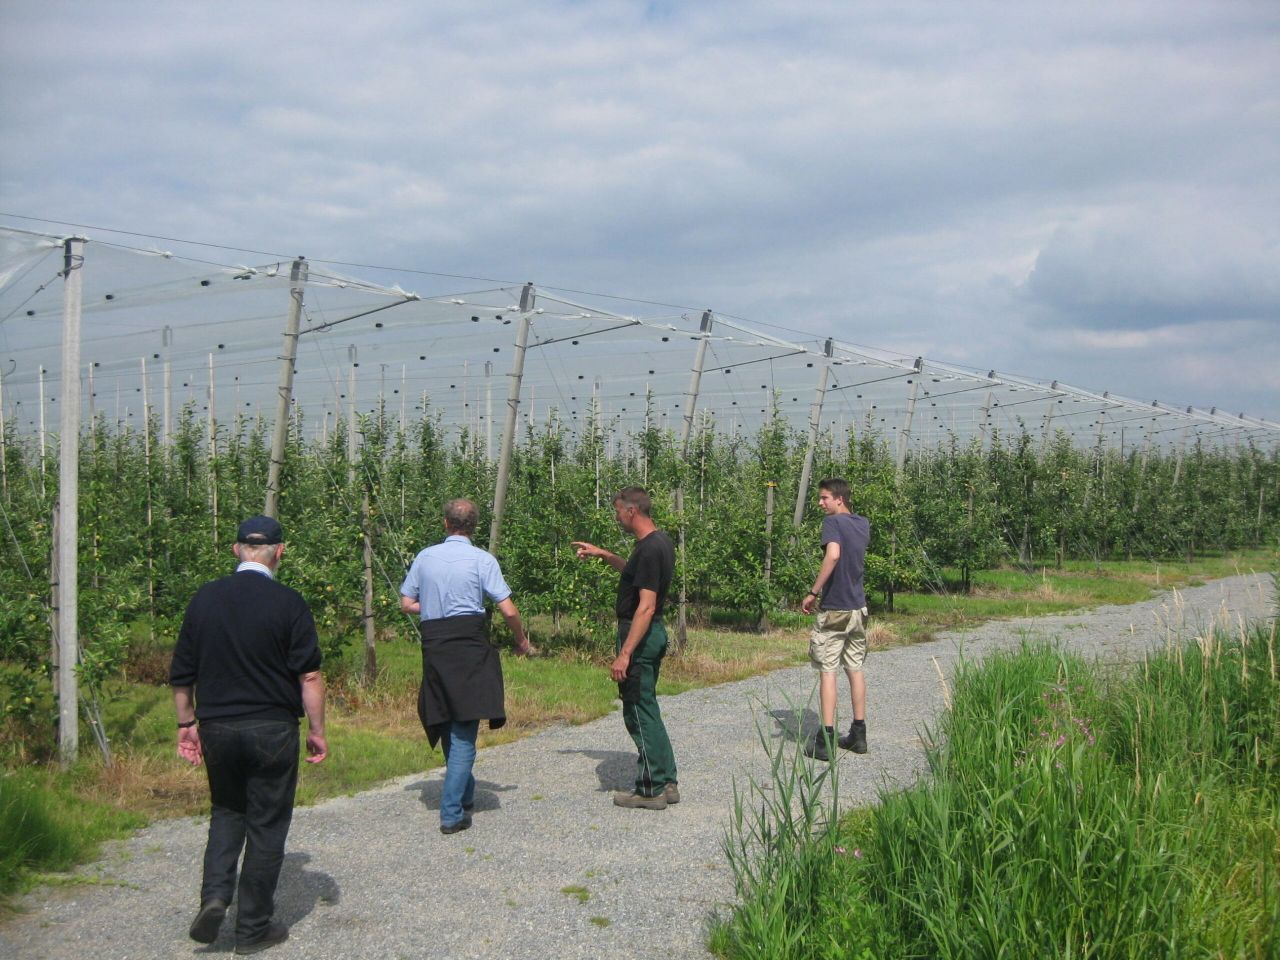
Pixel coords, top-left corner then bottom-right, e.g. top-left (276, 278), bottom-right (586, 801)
top-left (400, 498), bottom-right (531, 834)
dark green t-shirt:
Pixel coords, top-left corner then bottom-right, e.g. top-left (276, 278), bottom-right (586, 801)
top-left (616, 530), bottom-right (675, 620)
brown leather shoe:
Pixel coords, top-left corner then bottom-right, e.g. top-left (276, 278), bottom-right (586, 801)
top-left (613, 790), bottom-right (667, 810)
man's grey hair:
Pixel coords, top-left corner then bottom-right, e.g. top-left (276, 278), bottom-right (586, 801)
top-left (236, 541), bottom-right (279, 563)
top-left (444, 498), bottom-right (479, 536)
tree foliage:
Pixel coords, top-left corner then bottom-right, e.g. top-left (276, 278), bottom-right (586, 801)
top-left (2, 403), bottom-right (1276, 730)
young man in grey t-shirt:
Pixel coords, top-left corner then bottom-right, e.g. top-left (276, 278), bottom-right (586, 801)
top-left (800, 478), bottom-right (871, 760)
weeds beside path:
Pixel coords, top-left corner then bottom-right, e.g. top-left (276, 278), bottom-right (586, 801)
top-left (1, 572), bottom-right (1273, 960)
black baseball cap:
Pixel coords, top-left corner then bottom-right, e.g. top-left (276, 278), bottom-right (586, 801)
top-left (236, 515), bottom-right (284, 544)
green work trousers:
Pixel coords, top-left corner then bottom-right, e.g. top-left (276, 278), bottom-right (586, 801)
top-left (616, 620), bottom-right (677, 797)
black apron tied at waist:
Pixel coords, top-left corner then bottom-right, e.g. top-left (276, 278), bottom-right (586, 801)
top-left (416, 613), bottom-right (507, 747)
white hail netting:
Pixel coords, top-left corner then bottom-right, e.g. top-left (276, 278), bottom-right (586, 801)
top-left (0, 226), bottom-right (1275, 452)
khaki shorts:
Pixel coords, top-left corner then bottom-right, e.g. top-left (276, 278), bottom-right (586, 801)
top-left (809, 607), bottom-right (869, 673)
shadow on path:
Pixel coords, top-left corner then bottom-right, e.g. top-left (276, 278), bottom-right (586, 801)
top-left (402, 778), bottom-right (518, 812)
top-left (556, 748), bottom-right (635, 793)
top-left (195, 851), bottom-right (339, 954)
top-left (767, 707), bottom-right (820, 745)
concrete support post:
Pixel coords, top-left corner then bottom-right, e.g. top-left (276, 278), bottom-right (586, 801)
top-left (489, 283), bottom-right (534, 554)
top-left (895, 359), bottom-right (923, 479)
top-left (263, 258), bottom-right (307, 518)
top-left (57, 236), bottom-right (85, 768)
top-left (792, 339), bottom-right (833, 532)
top-left (674, 310), bottom-right (713, 647)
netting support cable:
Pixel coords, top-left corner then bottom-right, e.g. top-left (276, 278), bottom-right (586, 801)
top-left (264, 257), bottom-right (307, 518)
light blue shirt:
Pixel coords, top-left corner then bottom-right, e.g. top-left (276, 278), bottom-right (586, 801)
top-left (400, 535), bottom-right (512, 621)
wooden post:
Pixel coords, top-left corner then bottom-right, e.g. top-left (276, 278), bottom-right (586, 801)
top-left (263, 257), bottom-right (307, 518)
top-left (363, 492), bottom-right (377, 683)
top-left (485, 361), bottom-right (494, 462)
top-left (593, 377), bottom-right (601, 509)
top-left (57, 236), bottom-right (84, 768)
top-left (162, 326), bottom-right (173, 447)
top-left (347, 347), bottom-right (357, 485)
top-left (141, 357), bottom-right (155, 625)
top-left (38, 364), bottom-right (47, 472)
top-left (208, 353), bottom-right (218, 548)
top-left (760, 481), bottom-right (776, 632)
top-left (979, 388), bottom-right (994, 451)
top-left (0, 362), bottom-right (7, 502)
top-left (489, 283), bottom-right (533, 554)
top-left (49, 502), bottom-right (59, 668)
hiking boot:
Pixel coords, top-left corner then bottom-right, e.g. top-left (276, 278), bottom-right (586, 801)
top-left (235, 920), bottom-right (289, 955)
top-left (663, 782), bottom-right (680, 805)
top-left (839, 722), bottom-right (868, 754)
top-left (805, 727), bottom-right (836, 761)
top-left (613, 790), bottom-right (668, 810)
top-left (440, 816), bottom-right (472, 835)
top-left (188, 898), bottom-right (226, 944)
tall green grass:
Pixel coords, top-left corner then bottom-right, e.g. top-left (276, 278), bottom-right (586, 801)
top-left (713, 618), bottom-right (1280, 959)
top-left (719, 703), bottom-right (844, 958)
top-left (0, 771), bottom-right (144, 897)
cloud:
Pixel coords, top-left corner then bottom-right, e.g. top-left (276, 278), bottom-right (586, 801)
top-left (1, 0), bottom-right (1278, 419)
top-left (1018, 197), bottom-right (1280, 329)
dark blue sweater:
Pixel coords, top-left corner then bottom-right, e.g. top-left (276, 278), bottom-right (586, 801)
top-left (169, 569), bottom-right (322, 723)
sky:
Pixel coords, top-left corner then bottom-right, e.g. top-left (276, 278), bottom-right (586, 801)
top-left (1, 0), bottom-right (1277, 421)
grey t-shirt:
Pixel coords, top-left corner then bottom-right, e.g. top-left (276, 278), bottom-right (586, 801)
top-left (819, 512), bottom-right (870, 611)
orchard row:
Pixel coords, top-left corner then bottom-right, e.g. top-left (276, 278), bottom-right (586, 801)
top-left (1, 405), bottom-right (1276, 686)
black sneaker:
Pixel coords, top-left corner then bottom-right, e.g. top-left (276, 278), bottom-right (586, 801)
top-left (440, 816), bottom-right (472, 834)
top-left (188, 898), bottom-right (226, 944)
top-left (235, 920), bottom-right (289, 955)
top-left (805, 727), bottom-right (835, 761)
top-left (838, 722), bottom-right (868, 754)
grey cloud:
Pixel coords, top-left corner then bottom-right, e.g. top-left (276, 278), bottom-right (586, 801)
top-left (2, 0), bottom-right (1279, 418)
top-left (1019, 201), bottom-right (1280, 329)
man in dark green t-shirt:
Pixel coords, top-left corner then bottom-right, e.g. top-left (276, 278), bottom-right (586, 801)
top-left (573, 487), bottom-right (679, 810)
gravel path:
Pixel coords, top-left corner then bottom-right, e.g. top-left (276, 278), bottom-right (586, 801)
top-left (2, 572), bottom-right (1273, 960)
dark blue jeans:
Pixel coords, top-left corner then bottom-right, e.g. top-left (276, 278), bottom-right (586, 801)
top-left (199, 718), bottom-right (300, 940)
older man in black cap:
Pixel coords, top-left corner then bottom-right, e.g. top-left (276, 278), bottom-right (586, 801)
top-left (170, 515), bottom-right (328, 955)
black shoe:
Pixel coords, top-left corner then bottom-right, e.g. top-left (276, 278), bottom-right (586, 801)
top-left (188, 898), bottom-right (226, 944)
top-left (838, 722), bottom-right (868, 754)
top-left (235, 920), bottom-right (289, 955)
top-left (805, 727), bottom-right (835, 761)
top-left (440, 816), bottom-right (472, 834)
